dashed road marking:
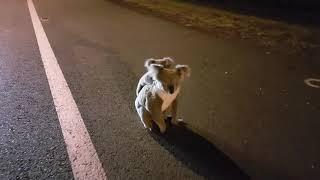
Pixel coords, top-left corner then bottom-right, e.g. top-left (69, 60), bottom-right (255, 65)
top-left (27, 0), bottom-right (107, 179)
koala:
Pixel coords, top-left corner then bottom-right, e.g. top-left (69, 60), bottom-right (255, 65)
top-left (135, 64), bottom-right (191, 133)
top-left (136, 57), bottom-right (174, 96)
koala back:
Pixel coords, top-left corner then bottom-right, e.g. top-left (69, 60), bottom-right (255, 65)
top-left (136, 84), bottom-right (163, 112)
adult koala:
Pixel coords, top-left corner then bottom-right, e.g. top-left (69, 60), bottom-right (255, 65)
top-left (135, 63), bottom-right (191, 133)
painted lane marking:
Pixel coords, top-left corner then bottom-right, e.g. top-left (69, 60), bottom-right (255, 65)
top-left (26, 0), bottom-right (107, 179)
top-left (304, 78), bottom-right (320, 89)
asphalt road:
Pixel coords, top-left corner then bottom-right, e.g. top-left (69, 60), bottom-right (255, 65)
top-left (1, 0), bottom-right (320, 179)
top-left (0, 0), bottom-right (73, 179)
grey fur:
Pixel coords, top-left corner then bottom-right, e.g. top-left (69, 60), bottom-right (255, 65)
top-left (135, 64), bottom-right (191, 133)
top-left (136, 57), bottom-right (175, 96)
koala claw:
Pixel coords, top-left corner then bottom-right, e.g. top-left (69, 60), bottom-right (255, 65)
top-left (143, 124), bottom-right (152, 130)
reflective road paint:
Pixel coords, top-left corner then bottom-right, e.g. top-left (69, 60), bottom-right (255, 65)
top-left (27, 0), bottom-right (107, 179)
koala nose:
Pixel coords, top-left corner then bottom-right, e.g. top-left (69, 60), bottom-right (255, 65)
top-left (168, 85), bottom-right (174, 94)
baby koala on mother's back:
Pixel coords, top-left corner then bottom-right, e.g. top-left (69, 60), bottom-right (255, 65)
top-left (136, 57), bottom-right (175, 96)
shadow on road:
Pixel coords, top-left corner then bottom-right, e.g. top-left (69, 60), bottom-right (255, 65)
top-left (149, 122), bottom-right (250, 180)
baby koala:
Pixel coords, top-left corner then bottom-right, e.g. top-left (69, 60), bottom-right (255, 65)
top-left (136, 57), bottom-right (174, 96)
top-left (135, 63), bottom-right (191, 133)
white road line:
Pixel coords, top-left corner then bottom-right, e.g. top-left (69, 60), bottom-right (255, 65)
top-left (27, 0), bottom-right (107, 179)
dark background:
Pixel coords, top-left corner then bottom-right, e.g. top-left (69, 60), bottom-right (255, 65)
top-left (178, 0), bottom-right (320, 26)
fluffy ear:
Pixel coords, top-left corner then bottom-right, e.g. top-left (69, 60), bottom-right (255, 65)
top-left (162, 57), bottom-right (174, 68)
top-left (149, 64), bottom-right (163, 76)
top-left (144, 58), bottom-right (156, 68)
top-left (176, 64), bottom-right (191, 79)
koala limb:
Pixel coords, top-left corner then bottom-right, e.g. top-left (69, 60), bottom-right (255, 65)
top-left (151, 108), bottom-right (166, 134)
top-left (170, 99), bottom-right (178, 124)
top-left (136, 72), bottom-right (153, 96)
top-left (140, 107), bottom-right (153, 130)
top-left (136, 79), bottom-right (145, 97)
top-left (135, 98), bottom-right (153, 130)
top-left (136, 84), bottom-right (143, 97)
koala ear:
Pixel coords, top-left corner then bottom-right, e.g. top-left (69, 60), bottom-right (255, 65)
top-left (162, 57), bottom-right (174, 68)
top-left (144, 58), bottom-right (156, 68)
top-left (149, 64), bottom-right (164, 74)
top-left (176, 64), bottom-right (191, 79)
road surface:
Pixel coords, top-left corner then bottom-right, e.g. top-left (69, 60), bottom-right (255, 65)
top-left (0, 0), bottom-right (319, 179)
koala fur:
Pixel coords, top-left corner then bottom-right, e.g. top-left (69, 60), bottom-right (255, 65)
top-left (135, 64), bottom-right (191, 133)
top-left (136, 57), bottom-right (174, 96)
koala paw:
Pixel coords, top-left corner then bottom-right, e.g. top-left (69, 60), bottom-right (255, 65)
top-left (177, 118), bottom-right (184, 122)
top-left (143, 123), bottom-right (152, 131)
top-left (159, 126), bottom-right (167, 134)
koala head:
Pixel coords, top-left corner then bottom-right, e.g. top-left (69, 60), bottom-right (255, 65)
top-left (149, 64), bottom-right (191, 94)
top-left (144, 57), bottom-right (174, 70)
